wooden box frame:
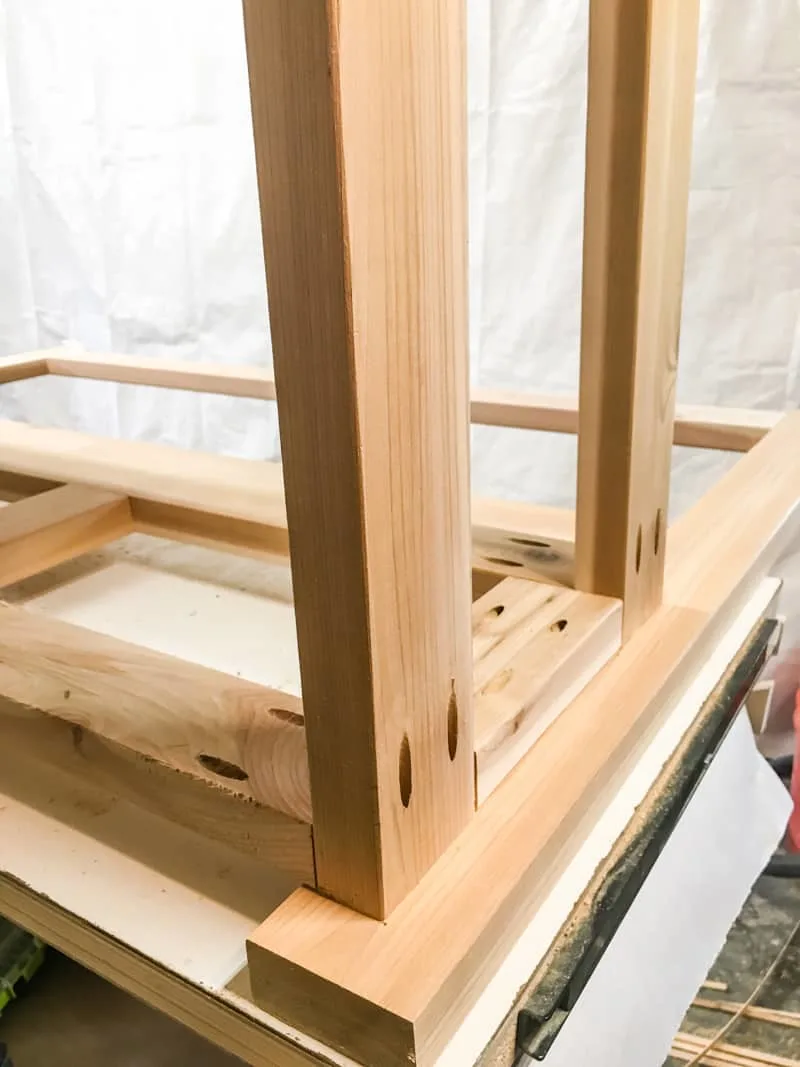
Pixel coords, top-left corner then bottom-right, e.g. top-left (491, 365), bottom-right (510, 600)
top-left (0, 2), bottom-right (798, 1065)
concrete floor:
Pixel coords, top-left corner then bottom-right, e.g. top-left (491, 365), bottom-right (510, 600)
top-left (1, 874), bottom-right (798, 1067)
top-left (667, 872), bottom-right (800, 1064)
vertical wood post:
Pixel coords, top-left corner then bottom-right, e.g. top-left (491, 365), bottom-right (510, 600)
top-left (576, 0), bottom-right (701, 637)
top-left (242, 0), bottom-right (473, 918)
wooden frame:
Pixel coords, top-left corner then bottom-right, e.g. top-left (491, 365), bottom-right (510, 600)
top-left (0, 0), bottom-right (796, 1064)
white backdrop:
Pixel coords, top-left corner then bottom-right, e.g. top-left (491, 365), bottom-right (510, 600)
top-left (1, 0), bottom-right (799, 508)
top-left (1, 0), bottom-right (799, 675)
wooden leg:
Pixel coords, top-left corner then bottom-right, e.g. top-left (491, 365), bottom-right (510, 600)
top-left (576, 0), bottom-right (701, 637)
top-left (242, 0), bottom-right (472, 919)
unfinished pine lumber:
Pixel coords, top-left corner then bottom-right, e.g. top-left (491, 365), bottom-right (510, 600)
top-left (0, 485), bottom-right (133, 587)
top-left (0, 601), bottom-right (311, 822)
top-left (576, 0), bottom-right (701, 635)
top-left (0, 418), bottom-right (574, 587)
top-left (243, 0), bottom-right (474, 919)
top-left (0, 702), bottom-right (315, 882)
top-left (473, 579), bottom-right (622, 802)
top-left (0, 351), bottom-right (783, 452)
top-left (246, 413), bottom-right (800, 1067)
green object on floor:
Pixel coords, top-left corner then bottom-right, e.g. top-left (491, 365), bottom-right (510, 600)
top-left (0, 917), bottom-right (46, 1018)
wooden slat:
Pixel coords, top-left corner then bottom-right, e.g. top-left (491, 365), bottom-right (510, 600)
top-left (4, 351), bottom-right (780, 453)
top-left (0, 601), bottom-right (311, 823)
top-left (576, 0), bottom-right (701, 636)
top-left (242, 0), bottom-right (473, 917)
top-left (0, 703), bottom-right (314, 882)
top-left (246, 414), bottom-right (800, 1067)
top-left (0, 484), bottom-right (133, 586)
top-left (43, 349), bottom-right (277, 400)
top-left (471, 388), bottom-right (782, 453)
top-left (0, 419), bottom-right (290, 556)
top-left (0, 418), bottom-right (573, 585)
top-left (472, 578), bottom-right (622, 803)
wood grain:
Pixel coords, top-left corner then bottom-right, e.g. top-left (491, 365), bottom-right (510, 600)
top-left (242, 0), bottom-right (472, 917)
top-left (472, 578), bottom-right (622, 802)
top-left (576, 0), bottom-right (701, 636)
top-left (43, 349), bottom-right (277, 399)
top-left (0, 601), bottom-right (311, 823)
top-left (0, 484), bottom-right (133, 586)
top-left (471, 388), bottom-right (781, 453)
top-left (0, 417), bottom-right (572, 585)
top-left (247, 415), bottom-right (800, 1067)
top-left (4, 351), bottom-right (780, 453)
top-left (0, 702), bottom-right (314, 882)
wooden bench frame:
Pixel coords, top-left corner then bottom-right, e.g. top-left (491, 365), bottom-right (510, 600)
top-left (1, 1), bottom-right (797, 1065)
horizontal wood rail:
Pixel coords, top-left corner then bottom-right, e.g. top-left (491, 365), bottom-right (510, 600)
top-left (0, 419), bottom-right (574, 587)
top-left (0, 484), bottom-right (134, 587)
top-left (1, 351), bottom-right (783, 452)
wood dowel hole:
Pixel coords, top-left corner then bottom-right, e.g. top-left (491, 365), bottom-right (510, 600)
top-left (635, 525), bottom-right (643, 574)
top-left (197, 754), bottom-right (249, 781)
top-left (399, 734), bottom-right (412, 807)
top-left (654, 508), bottom-right (663, 556)
top-left (268, 706), bottom-right (304, 728)
top-left (447, 686), bottom-right (458, 761)
top-left (509, 537), bottom-right (551, 549)
top-left (550, 618), bottom-right (568, 633)
top-left (485, 556), bottom-right (524, 568)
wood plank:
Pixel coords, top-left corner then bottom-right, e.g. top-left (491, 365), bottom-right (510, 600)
top-left (471, 388), bottom-right (782, 453)
top-left (0, 484), bottom-right (133, 586)
top-left (0, 702), bottom-right (314, 883)
top-left (575, 0), bottom-right (701, 635)
top-left (246, 415), bottom-right (800, 1067)
top-left (43, 349), bottom-right (277, 400)
top-left (0, 352), bottom-right (48, 384)
top-left (472, 579), bottom-right (622, 803)
top-left (0, 418), bottom-right (571, 585)
top-left (0, 601), bottom-right (311, 823)
top-left (0, 418), bottom-right (290, 556)
top-left (7, 351), bottom-right (780, 453)
top-left (242, 0), bottom-right (473, 917)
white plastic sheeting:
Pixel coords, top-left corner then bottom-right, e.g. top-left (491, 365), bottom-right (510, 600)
top-left (0, 2), bottom-right (798, 512)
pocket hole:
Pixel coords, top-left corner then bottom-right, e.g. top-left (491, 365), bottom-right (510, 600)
top-left (510, 537), bottom-right (551, 549)
top-left (197, 754), bottom-right (249, 781)
top-left (447, 687), bottom-right (458, 761)
top-left (550, 618), bottom-right (568, 633)
top-left (489, 604), bottom-right (505, 617)
top-left (269, 706), bottom-right (304, 728)
top-left (635, 525), bottom-right (643, 574)
top-left (654, 508), bottom-right (663, 556)
top-left (486, 556), bottom-right (524, 568)
top-left (399, 734), bottom-right (412, 807)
